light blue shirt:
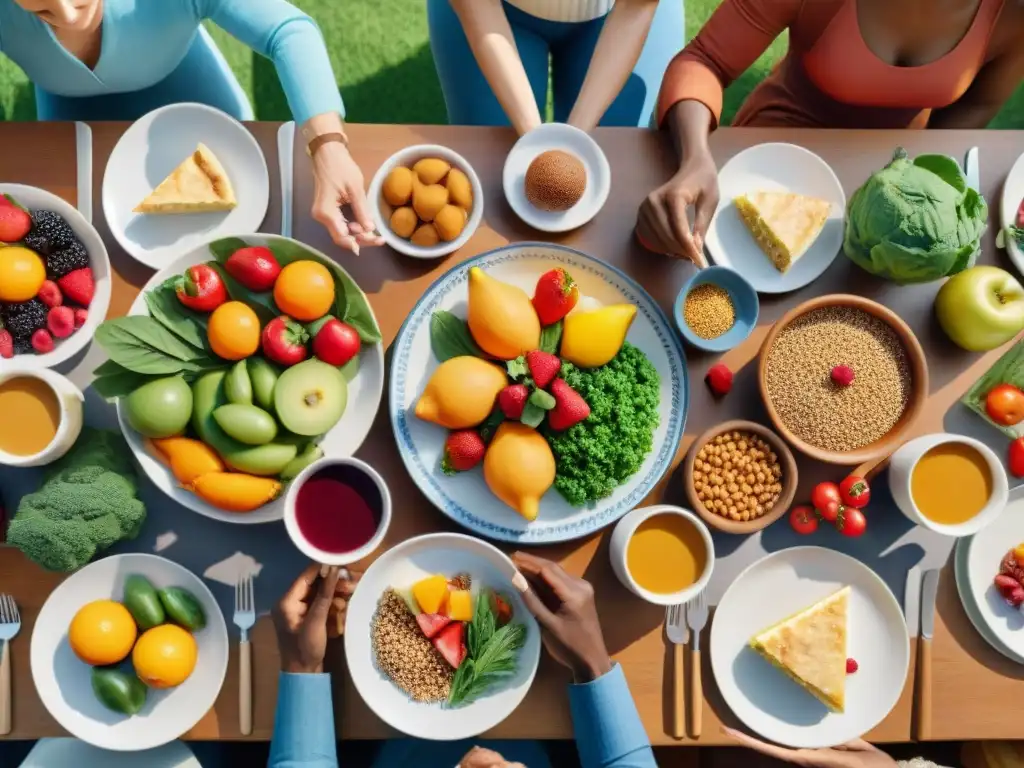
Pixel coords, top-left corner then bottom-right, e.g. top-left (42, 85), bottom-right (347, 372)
top-left (268, 665), bottom-right (657, 767)
top-left (0, 0), bottom-right (344, 124)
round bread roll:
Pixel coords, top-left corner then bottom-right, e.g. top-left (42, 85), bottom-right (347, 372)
top-left (524, 150), bottom-right (586, 212)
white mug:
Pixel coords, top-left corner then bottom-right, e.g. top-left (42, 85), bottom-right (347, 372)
top-left (0, 367), bottom-right (84, 468)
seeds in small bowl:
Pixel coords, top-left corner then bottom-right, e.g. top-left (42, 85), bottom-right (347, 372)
top-left (684, 283), bottom-right (735, 340)
top-left (692, 430), bottom-right (784, 523)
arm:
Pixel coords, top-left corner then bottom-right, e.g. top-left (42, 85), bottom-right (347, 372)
top-left (269, 673), bottom-right (339, 768)
top-left (449, 0), bottom-right (542, 135)
top-left (930, 46), bottom-right (1024, 129)
top-left (569, 665), bottom-right (656, 768)
top-left (567, 0), bottom-right (660, 132)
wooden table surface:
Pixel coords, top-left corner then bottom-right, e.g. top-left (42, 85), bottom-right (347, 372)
top-left (1, 122), bottom-right (1024, 747)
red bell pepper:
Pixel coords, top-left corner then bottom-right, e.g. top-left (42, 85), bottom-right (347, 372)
top-left (176, 265), bottom-right (228, 312)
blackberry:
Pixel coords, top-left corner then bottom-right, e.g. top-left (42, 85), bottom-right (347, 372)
top-left (1, 298), bottom-right (47, 344)
top-left (27, 210), bottom-right (77, 254)
top-left (46, 240), bottom-right (89, 278)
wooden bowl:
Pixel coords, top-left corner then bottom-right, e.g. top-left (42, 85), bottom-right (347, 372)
top-left (683, 420), bottom-right (798, 535)
top-left (757, 294), bottom-right (929, 466)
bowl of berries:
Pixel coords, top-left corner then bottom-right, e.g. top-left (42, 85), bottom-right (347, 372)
top-left (0, 184), bottom-right (110, 370)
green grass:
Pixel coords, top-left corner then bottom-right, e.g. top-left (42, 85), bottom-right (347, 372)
top-left (1, 0), bottom-right (1021, 127)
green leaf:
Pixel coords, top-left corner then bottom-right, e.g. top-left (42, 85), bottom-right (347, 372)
top-left (961, 337), bottom-right (1024, 439)
top-left (506, 356), bottom-right (529, 380)
top-left (539, 321), bottom-right (562, 355)
top-left (91, 363), bottom-right (160, 400)
top-left (913, 154), bottom-right (968, 194)
top-left (95, 316), bottom-right (215, 375)
top-left (207, 237), bottom-right (251, 265)
top-left (477, 408), bottom-right (505, 444)
top-left (339, 353), bottom-right (360, 383)
top-left (520, 402), bottom-right (545, 428)
top-left (529, 389), bottom-right (556, 410)
top-left (144, 285), bottom-right (209, 351)
top-left (204, 261), bottom-right (277, 327)
top-left (430, 310), bottom-right (484, 362)
top-left (3, 193), bottom-right (29, 214)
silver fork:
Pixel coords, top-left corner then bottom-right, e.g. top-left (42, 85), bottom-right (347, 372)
top-left (686, 590), bottom-right (710, 739)
top-left (665, 604), bottom-right (688, 740)
top-left (234, 573), bottom-right (255, 736)
top-left (0, 594), bottom-right (21, 736)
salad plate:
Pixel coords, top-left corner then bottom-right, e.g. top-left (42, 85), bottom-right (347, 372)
top-left (955, 535), bottom-right (1024, 664)
top-left (389, 243), bottom-right (688, 543)
top-left (1000, 150), bottom-right (1024, 275)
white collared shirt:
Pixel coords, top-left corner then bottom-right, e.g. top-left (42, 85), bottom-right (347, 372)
top-left (506, 0), bottom-right (615, 22)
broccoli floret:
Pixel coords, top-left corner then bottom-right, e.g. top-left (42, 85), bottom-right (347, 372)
top-left (546, 343), bottom-right (661, 506)
top-left (7, 428), bottom-right (146, 571)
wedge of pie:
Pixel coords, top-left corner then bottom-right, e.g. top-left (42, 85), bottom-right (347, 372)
top-left (134, 143), bottom-right (236, 214)
top-left (734, 190), bottom-right (830, 273)
top-left (749, 586), bottom-right (849, 713)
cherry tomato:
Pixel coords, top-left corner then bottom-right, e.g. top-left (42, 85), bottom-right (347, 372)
top-left (1009, 437), bottom-right (1024, 478)
top-left (811, 482), bottom-right (841, 514)
top-left (837, 507), bottom-right (867, 537)
top-left (986, 384), bottom-right (1024, 426)
top-left (839, 476), bottom-right (871, 508)
top-left (789, 505), bottom-right (819, 535)
top-left (819, 500), bottom-right (843, 523)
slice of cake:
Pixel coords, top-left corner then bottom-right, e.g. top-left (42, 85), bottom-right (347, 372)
top-left (749, 586), bottom-right (849, 713)
top-left (134, 143), bottom-right (236, 214)
top-left (734, 190), bottom-right (830, 272)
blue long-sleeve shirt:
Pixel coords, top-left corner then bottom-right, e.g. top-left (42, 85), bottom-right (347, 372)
top-left (0, 0), bottom-right (344, 124)
top-left (268, 665), bottom-right (657, 767)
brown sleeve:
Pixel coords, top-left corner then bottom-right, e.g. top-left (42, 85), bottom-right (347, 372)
top-left (656, 0), bottom-right (802, 128)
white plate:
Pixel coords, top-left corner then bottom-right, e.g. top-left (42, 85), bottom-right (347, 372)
top-left (344, 533), bottom-right (541, 741)
top-left (710, 547), bottom-right (908, 748)
top-left (0, 184), bottom-right (111, 371)
top-left (102, 103), bottom-right (269, 271)
top-left (963, 497), bottom-right (1024, 660)
top-left (704, 143), bottom-right (846, 294)
top-left (955, 536), bottom-right (1024, 664)
top-left (389, 243), bottom-right (688, 543)
top-left (115, 234), bottom-right (385, 524)
top-left (1000, 151), bottom-right (1024, 275)
top-left (502, 123), bottom-right (610, 233)
top-left (30, 554), bottom-right (228, 752)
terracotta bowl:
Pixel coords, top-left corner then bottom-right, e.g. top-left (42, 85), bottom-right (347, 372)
top-left (757, 294), bottom-right (929, 466)
top-left (683, 420), bottom-right (798, 535)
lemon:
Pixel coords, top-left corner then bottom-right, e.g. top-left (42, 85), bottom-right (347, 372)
top-left (0, 246), bottom-right (46, 302)
top-left (561, 305), bottom-right (638, 368)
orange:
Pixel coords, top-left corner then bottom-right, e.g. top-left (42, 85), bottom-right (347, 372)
top-left (132, 624), bottom-right (198, 688)
top-left (273, 261), bottom-right (335, 322)
top-left (68, 600), bottom-right (137, 666)
top-left (0, 246), bottom-right (46, 302)
top-left (207, 301), bottom-right (260, 360)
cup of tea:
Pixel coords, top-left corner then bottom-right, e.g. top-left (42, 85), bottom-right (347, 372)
top-left (0, 367), bottom-right (84, 468)
top-left (284, 457), bottom-right (392, 566)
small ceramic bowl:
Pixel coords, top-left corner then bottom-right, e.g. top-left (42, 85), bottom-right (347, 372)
top-left (608, 504), bottom-right (715, 606)
top-left (0, 367), bottom-right (84, 467)
top-left (367, 144), bottom-right (484, 260)
top-left (674, 265), bottom-right (759, 352)
top-left (683, 420), bottom-right (798, 535)
top-left (284, 456), bottom-right (392, 566)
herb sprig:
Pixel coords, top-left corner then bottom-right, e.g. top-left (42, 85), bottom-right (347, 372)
top-left (448, 592), bottom-right (526, 707)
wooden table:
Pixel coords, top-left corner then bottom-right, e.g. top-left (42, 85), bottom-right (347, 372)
top-left (1, 123), bottom-right (1024, 748)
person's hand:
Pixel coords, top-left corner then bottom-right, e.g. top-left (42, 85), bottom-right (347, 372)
top-left (725, 728), bottom-right (899, 767)
top-left (310, 141), bottom-right (384, 255)
top-left (637, 148), bottom-right (719, 267)
top-left (511, 552), bottom-right (612, 682)
top-left (272, 564), bottom-right (360, 674)
top-left (458, 746), bottom-right (526, 768)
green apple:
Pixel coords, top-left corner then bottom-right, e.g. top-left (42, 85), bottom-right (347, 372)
top-left (935, 266), bottom-right (1024, 351)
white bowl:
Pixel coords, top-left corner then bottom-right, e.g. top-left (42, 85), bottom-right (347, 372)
top-left (367, 144), bottom-right (484, 259)
top-left (30, 553), bottom-right (229, 752)
top-left (889, 432), bottom-right (1009, 537)
top-left (0, 367), bottom-right (83, 467)
top-left (608, 504), bottom-right (714, 606)
top-left (0, 183), bottom-right (112, 371)
top-left (283, 456), bottom-right (392, 566)
top-left (1000, 150), bottom-right (1024, 275)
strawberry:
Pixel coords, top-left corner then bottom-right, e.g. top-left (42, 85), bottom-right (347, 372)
top-left (532, 268), bottom-right (579, 326)
top-left (36, 280), bottom-right (62, 308)
top-left (705, 363), bottom-right (733, 396)
top-left (995, 574), bottom-right (1019, 594)
top-left (442, 430), bottom-right (486, 475)
top-left (415, 613), bottom-right (452, 640)
top-left (31, 328), bottom-right (54, 354)
top-left (73, 308), bottom-right (88, 329)
top-left (548, 378), bottom-right (590, 431)
top-left (498, 384), bottom-right (529, 420)
top-left (526, 350), bottom-right (560, 389)
top-left (432, 621), bottom-right (467, 669)
top-left (57, 267), bottom-right (94, 306)
top-left (46, 305), bottom-right (75, 338)
top-left (846, 658), bottom-right (859, 674)
top-left (0, 329), bottom-right (12, 359)
top-left (0, 203), bottom-right (31, 242)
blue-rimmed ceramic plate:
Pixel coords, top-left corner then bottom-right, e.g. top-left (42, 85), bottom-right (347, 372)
top-left (389, 243), bottom-right (688, 543)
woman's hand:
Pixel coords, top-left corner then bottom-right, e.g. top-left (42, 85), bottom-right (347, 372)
top-left (458, 746), bottom-right (526, 768)
top-left (310, 141), bottom-right (384, 255)
top-left (637, 147), bottom-right (719, 267)
top-left (511, 552), bottom-right (612, 682)
top-left (272, 564), bottom-right (360, 674)
top-left (725, 728), bottom-right (899, 767)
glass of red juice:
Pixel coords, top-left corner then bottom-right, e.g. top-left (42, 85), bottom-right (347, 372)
top-left (284, 457), bottom-right (392, 565)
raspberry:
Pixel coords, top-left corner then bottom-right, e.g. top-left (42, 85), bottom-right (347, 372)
top-left (831, 365), bottom-right (855, 387)
top-left (73, 308), bottom-right (88, 329)
top-left (846, 658), bottom-right (859, 674)
top-left (0, 329), bottom-right (12, 359)
top-left (47, 305), bottom-right (75, 339)
top-left (705, 363), bottom-right (733, 396)
top-left (30, 328), bottom-right (54, 354)
top-left (37, 280), bottom-right (62, 308)
top-left (1010, 587), bottom-right (1024, 607)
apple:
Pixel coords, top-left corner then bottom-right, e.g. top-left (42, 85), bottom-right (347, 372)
top-left (935, 266), bottom-right (1024, 351)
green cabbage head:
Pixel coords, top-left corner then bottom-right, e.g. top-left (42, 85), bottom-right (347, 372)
top-left (843, 148), bottom-right (988, 284)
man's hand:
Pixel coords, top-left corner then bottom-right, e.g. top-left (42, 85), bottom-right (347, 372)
top-left (272, 564), bottom-right (359, 674)
top-left (725, 728), bottom-right (899, 767)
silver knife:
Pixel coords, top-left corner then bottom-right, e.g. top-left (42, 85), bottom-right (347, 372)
top-left (965, 146), bottom-right (980, 192)
top-left (916, 569), bottom-right (941, 740)
top-left (920, 569), bottom-right (940, 640)
top-left (905, 566), bottom-right (921, 637)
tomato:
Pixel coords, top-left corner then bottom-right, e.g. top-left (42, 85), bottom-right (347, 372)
top-left (986, 384), bottom-right (1024, 426)
top-left (837, 507), bottom-right (867, 537)
top-left (839, 476), bottom-right (871, 508)
top-left (789, 505), bottom-right (819, 535)
top-left (1009, 437), bottom-right (1024, 478)
top-left (811, 482), bottom-right (841, 514)
top-left (819, 500), bottom-right (843, 523)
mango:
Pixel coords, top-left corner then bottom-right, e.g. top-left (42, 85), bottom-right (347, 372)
top-left (413, 574), bottom-right (448, 614)
top-left (390, 206), bottom-right (418, 239)
top-left (560, 304), bottom-right (637, 368)
top-left (413, 183), bottom-right (448, 222)
top-left (187, 472), bottom-right (281, 513)
top-left (467, 267), bottom-right (540, 359)
top-left (414, 356), bottom-right (508, 429)
top-left (411, 223), bottom-right (440, 248)
top-left (413, 157), bottom-right (451, 186)
top-left (447, 589), bottom-right (473, 621)
top-left (446, 168), bottom-right (473, 209)
top-left (151, 436), bottom-right (225, 485)
top-left (484, 422), bottom-right (555, 521)
top-left (382, 166), bottom-right (414, 207)
top-left (433, 204), bottom-right (466, 242)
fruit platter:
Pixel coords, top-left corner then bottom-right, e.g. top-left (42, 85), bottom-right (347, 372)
top-left (390, 243), bottom-right (687, 543)
top-left (97, 234), bottom-right (384, 524)
top-left (0, 183), bottom-right (111, 370)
